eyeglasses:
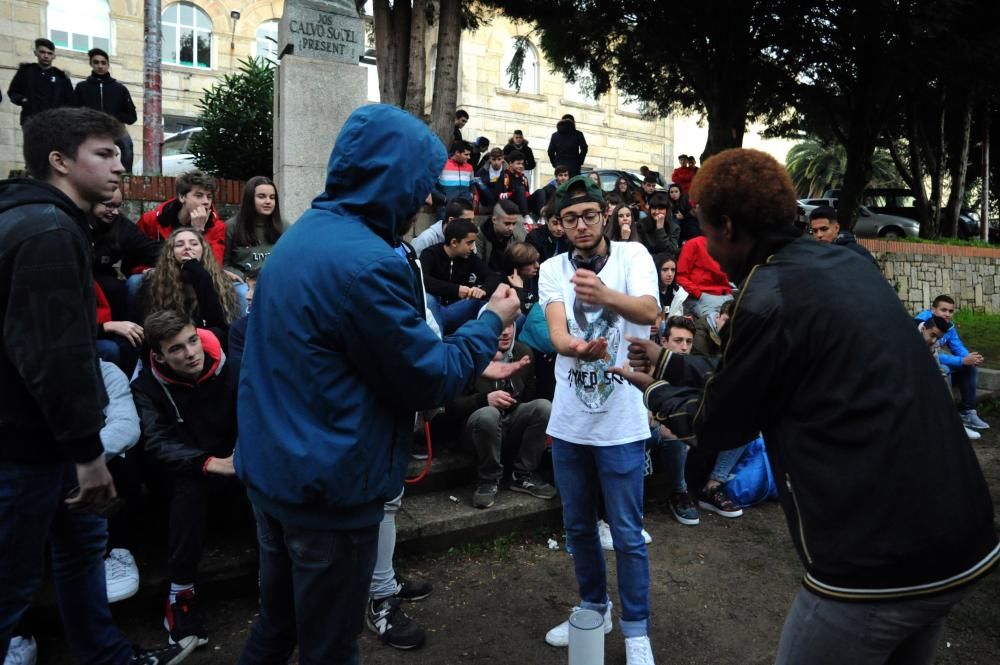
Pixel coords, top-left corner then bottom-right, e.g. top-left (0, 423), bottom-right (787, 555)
top-left (559, 210), bottom-right (603, 229)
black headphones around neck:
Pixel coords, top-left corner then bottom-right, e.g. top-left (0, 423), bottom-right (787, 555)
top-left (569, 240), bottom-right (612, 274)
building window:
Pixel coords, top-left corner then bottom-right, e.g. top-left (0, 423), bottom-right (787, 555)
top-left (619, 95), bottom-right (646, 115)
top-left (254, 20), bottom-right (279, 62)
top-left (501, 38), bottom-right (539, 94)
top-left (48, 0), bottom-right (111, 53)
top-left (565, 69), bottom-right (597, 105)
top-left (162, 2), bottom-right (213, 69)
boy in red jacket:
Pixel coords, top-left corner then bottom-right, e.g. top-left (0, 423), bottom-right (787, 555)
top-left (138, 170), bottom-right (225, 266)
top-left (676, 235), bottom-right (732, 317)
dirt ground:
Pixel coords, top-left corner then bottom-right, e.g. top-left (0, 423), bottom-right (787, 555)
top-left (35, 425), bottom-right (1000, 665)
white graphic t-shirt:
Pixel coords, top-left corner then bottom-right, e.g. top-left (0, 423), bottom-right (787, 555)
top-left (538, 241), bottom-right (659, 446)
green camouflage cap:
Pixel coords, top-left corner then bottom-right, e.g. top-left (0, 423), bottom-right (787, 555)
top-left (552, 174), bottom-right (605, 214)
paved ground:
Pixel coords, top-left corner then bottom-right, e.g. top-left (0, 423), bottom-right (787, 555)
top-left (33, 422), bottom-right (1000, 664)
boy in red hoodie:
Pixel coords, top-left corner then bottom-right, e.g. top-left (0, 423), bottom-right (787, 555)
top-left (138, 170), bottom-right (225, 266)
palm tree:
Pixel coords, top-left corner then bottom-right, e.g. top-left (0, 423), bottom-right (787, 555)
top-left (785, 139), bottom-right (899, 198)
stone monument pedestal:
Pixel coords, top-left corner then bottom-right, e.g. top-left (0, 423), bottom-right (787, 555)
top-left (273, 55), bottom-right (366, 223)
top-left (273, 0), bottom-right (366, 223)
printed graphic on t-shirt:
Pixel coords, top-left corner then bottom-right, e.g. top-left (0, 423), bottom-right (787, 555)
top-left (566, 305), bottom-right (621, 410)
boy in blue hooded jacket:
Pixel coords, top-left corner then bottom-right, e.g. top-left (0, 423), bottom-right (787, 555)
top-left (234, 105), bottom-right (521, 665)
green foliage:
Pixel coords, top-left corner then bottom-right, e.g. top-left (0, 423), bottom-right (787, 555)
top-left (785, 139), bottom-right (900, 198)
top-left (505, 35), bottom-right (529, 91)
top-left (189, 57), bottom-right (273, 180)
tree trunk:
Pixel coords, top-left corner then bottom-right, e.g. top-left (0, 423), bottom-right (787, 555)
top-left (430, 0), bottom-right (462, 146)
top-left (372, 0), bottom-right (411, 108)
top-left (701, 98), bottom-right (748, 161)
top-left (839, 130), bottom-right (876, 233)
top-left (403, 0), bottom-right (429, 118)
top-left (142, 0), bottom-right (163, 175)
top-left (943, 87), bottom-right (973, 238)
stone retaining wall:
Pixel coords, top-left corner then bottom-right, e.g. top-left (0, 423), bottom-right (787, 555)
top-left (860, 239), bottom-right (1000, 313)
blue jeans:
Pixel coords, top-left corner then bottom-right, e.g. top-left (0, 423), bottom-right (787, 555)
top-left (552, 438), bottom-right (649, 637)
top-left (426, 294), bottom-right (485, 334)
top-left (946, 364), bottom-right (978, 412)
top-left (0, 462), bottom-right (132, 665)
top-left (125, 273), bottom-right (145, 324)
top-left (775, 585), bottom-right (974, 665)
top-left (237, 505), bottom-right (379, 665)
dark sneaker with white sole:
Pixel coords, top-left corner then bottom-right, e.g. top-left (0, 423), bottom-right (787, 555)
top-left (130, 642), bottom-right (197, 665)
top-left (666, 490), bottom-right (700, 526)
top-left (366, 596), bottom-right (426, 650)
top-left (164, 590), bottom-right (208, 649)
top-left (509, 472), bottom-right (557, 499)
top-left (392, 573), bottom-right (433, 602)
top-left (698, 486), bottom-right (743, 518)
top-left (473, 480), bottom-right (499, 508)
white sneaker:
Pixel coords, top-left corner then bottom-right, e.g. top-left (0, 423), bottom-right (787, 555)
top-left (105, 548), bottom-right (140, 603)
top-left (4, 636), bottom-right (37, 665)
top-left (598, 519), bottom-right (614, 551)
top-left (965, 426), bottom-right (982, 440)
top-left (625, 635), bottom-right (655, 665)
top-left (544, 602), bottom-right (613, 647)
top-left (642, 528), bottom-right (652, 544)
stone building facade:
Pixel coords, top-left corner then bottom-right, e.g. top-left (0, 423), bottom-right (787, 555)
top-left (0, 1), bottom-right (673, 182)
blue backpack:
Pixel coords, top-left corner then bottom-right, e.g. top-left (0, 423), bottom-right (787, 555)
top-left (724, 436), bottom-right (778, 508)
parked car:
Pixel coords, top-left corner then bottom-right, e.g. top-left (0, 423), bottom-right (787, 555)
top-left (824, 188), bottom-right (981, 239)
top-left (798, 198), bottom-right (920, 239)
top-left (135, 127), bottom-right (201, 176)
top-left (584, 169), bottom-right (664, 197)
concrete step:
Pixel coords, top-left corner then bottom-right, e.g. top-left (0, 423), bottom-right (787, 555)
top-left (403, 445), bottom-right (476, 496)
top-left (395, 484), bottom-right (563, 555)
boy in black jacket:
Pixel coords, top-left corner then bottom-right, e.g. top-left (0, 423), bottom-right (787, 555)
top-left (420, 218), bottom-right (502, 334)
top-left (76, 48), bottom-right (138, 171)
top-left (6, 38), bottom-right (75, 125)
top-left (132, 311), bottom-right (239, 653)
top-left (0, 107), bottom-right (191, 665)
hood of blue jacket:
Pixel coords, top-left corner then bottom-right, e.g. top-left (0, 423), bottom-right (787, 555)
top-left (310, 104), bottom-right (447, 243)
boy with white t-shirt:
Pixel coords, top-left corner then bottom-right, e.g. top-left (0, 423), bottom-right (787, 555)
top-left (538, 175), bottom-right (660, 665)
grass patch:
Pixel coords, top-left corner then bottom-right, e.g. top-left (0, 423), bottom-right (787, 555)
top-left (895, 236), bottom-right (996, 249)
top-left (953, 310), bottom-right (1000, 370)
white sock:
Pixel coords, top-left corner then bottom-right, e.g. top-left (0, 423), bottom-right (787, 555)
top-left (169, 582), bottom-right (194, 605)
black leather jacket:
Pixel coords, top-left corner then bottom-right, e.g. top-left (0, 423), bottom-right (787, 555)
top-left (644, 231), bottom-right (998, 600)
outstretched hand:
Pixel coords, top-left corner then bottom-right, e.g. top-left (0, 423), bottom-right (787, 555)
top-left (568, 336), bottom-right (608, 362)
top-left (607, 360), bottom-right (655, 391)
top-left (483, 355), bottom-right (531, 380)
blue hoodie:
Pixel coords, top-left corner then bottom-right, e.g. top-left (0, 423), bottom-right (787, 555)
top-left (234, 105), bottom-right (504, 530)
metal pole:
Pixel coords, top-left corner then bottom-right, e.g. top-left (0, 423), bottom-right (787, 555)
top-left (981, 113), bottom-right (990, 242)
top-left (143, 0), bottom-right (163, 176)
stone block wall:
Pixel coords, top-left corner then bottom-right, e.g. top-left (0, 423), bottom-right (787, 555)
top-left (861, 239), bottom-right (1000, 313)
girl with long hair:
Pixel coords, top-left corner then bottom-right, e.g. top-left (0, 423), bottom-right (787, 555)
top-left (225, 176), bottom-right (284, 313)
top-left (142, 228), bottom-right (239, 341)
top-left (606, 203), bottom-right (640, 242)
top-left (668, 183), bottom-right (700, 245)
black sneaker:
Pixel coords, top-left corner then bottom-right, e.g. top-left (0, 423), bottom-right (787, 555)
top-left (410, 432), bottom-right (429, 460)
top-left (509, 472), bottom-right (557, 500)
top-left (472, 480), bottom-right (499, 508)
top-left (130, 642), bottom-right (197, 665)
top-left (365, 596), bottom-right (426, 650)
top-left (393, 573), bottom-right (433, 602)
top-left (666, 490), bottom-right (700, 526)
top-left (163, 589), bottom-right (209, 649)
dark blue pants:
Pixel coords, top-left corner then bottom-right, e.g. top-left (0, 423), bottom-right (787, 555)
top-left (237, 505), bottom-right (379, 665)
top-left (0, 462), bottom-right (133, 665)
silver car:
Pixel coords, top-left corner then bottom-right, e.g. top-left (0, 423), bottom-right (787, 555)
top-left (798, 199), bottom-right (920, 239)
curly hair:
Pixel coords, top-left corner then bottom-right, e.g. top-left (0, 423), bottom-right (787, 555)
top-left (147, 228), bottom-right (239, 323)
top-left (690, 149), bottom-right (798, 233)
